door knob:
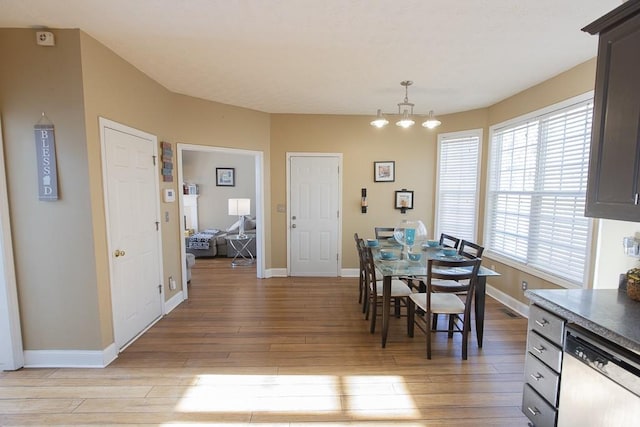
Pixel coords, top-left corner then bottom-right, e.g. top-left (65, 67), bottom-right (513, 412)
top-left (292, 224), bottom-right (297, 228)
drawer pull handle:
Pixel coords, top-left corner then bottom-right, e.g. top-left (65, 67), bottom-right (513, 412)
top-left (535, 319), bottom-right (549, 328)
top-left (527, 406), bottom-right (541, 416)
top-left (530, 372), bottom-right (543, 381)
top-left (533, 345), bottom-right (546, 354)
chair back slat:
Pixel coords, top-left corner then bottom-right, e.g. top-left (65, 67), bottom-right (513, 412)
top-left (458, 240), bottom-right (484, 259)
top-left (374, 227), bottom-right (395, 240)
top-left (439, 233), bottom-right (461, 249)
top-left (427, 258), bottom-right (481, 294)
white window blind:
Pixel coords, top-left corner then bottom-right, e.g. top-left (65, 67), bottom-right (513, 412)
top-left (435, 131), bottom-right (481, 243)
top-left (486, 97), bottom-right (593, 286)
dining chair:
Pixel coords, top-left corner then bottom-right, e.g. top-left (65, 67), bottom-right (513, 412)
top-left (458, 240), bottom-right (485, 259)
top-left (362, 246), bottom-right (413, 335)
top-left (407, 257), bottom-right (481, 360)
top-left (430, 239), bottom-right (485, 328)
top-left (439, 233), bottom-right (461, 249)
top-left (374, 227), bottom-right (395, 240)
top-left (354, 233), bottom-right (366, 307)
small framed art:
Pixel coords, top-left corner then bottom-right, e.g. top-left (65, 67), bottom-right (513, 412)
top-left (395, 189), bottom-right (414, 213)
top-left (216, 167), bottom-right (235, 187)
top-left (374, 161), bottom-right (395, 182)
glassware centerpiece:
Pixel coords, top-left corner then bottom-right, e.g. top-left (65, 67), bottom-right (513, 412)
top-left (393, 219), bottom-right (427, 259)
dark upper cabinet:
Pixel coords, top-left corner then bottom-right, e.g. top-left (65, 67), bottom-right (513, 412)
top-left (583, 1), bottom-right (640, 222)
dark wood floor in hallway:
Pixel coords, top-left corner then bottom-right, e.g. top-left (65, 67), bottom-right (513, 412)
top-left (0, 257), bottom-right (530, 426)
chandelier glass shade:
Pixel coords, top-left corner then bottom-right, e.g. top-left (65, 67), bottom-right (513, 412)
top-left (370, 109), bottom-right (389, 128)
top-left (422, 110), bottom-right (442, 129)
top-left (371, 81), bottom-right (441, 129)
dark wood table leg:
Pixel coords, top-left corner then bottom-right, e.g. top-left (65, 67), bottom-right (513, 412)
top-left (475, 276), bottom-right (487, 348)
top-left (382, 276), bottom-right (391, 348)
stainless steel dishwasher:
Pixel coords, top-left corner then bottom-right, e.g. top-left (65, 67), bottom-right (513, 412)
top-left (557, 326), bottom-right (640, 426)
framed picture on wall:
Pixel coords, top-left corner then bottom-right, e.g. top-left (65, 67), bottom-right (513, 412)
top-left (395, 189), bottom-right (414, 213)
top-left (216, 167), bottom-right (235, 186)
top-left (374, 161), bottom-right (395, 182)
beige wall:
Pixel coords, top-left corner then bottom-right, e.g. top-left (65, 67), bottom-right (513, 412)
top-left (79, 31), bottom-right (175, 347)
top-left (269, 111), bottom-right (488, 268)
top-left (0, 29), bottom-right (102, 349)
top-left (79, 31), bottom-right (271, 347)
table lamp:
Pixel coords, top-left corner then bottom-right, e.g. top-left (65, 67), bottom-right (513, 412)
top-left (228, 198), bottom-right (251, 238)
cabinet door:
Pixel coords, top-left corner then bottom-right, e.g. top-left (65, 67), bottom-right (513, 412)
top-left (586, 12), bottom-right (640, 221)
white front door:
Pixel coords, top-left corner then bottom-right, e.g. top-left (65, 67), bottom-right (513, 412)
top-left (288, 155), bottom-right (341, 276)
top-left (101, 119), bottom-right (163, 350)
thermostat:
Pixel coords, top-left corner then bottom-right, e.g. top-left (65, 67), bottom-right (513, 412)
top-left (164, 188), bottom-right (175, 203)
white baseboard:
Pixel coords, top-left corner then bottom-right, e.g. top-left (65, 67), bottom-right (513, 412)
top-left (266, 268), bottom-right (287, 278)
top-left (164, 290), bottom-right (184, 314)
top-left (267, 268), bottom-right (359, 278)
top-left (24, 342), bottom-right (118, 368)
top-left (341, 268), bottom-right (359, 278)
top-left (486, 284), bottom-right (530, 318)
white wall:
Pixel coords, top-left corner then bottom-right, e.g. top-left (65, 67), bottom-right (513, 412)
top-left (594, 219), bottom-right (640, 289)
top-left (182, 151), bottom-right (256, 231)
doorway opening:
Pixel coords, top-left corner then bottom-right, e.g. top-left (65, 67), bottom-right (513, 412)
top-left (177, 144), bottom-right (265, 298)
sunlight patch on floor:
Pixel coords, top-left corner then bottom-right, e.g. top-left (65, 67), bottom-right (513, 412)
top-left (175, 374), bottom-right (340, 413)
top-left (172, 374), bottom-right (419, 420)
top-left (343, 375), bottom-right (419, 419)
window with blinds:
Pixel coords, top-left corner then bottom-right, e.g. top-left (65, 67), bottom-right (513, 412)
top-left (435, 130), bottom-right (481, 243)
top-left (485, 95), bottom-right (593, 287)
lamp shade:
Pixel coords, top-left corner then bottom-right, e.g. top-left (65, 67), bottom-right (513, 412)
top-left (228, 198), bottom-right (251, 216)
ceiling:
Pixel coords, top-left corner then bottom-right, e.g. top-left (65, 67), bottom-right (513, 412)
top-left (0, 0), bottom-right (622, 116)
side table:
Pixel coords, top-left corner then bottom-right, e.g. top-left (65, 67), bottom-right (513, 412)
top-left (225, 235), bottom-right (255, 266)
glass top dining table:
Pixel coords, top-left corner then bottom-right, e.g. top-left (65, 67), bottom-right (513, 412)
top-left (369, 239), bottom-right (500, 348)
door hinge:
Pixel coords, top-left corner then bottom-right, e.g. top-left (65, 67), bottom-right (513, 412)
top-left (158, 284), bottom-right (162, 294)
top-left (155, 221), bottom-right (159, 231)
top-left (337, 210), bottom-right (339, 218)
top-left (152, 155), bottom-right (157, 166)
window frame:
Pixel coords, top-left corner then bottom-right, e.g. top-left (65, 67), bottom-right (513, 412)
top-left (484, 92), bottom-right (595, 289)
top-left (434, 129), bottom-right (483, 243)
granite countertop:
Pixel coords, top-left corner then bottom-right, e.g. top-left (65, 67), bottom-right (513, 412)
top-left (525, 289), bottom-right (640, 355)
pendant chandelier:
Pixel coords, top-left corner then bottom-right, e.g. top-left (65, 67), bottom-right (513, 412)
top-left (370, 80), bottom-right (441, 129)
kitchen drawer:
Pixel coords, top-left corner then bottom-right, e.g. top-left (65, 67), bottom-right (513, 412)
top-left (529, 304), bottom-right (565, 347)
top-left (523, 383), bottom-right (558, 427)
top-left (527, 331), bottom-right (563, 372)
top-left (524, 352), bottom-right (560, 406)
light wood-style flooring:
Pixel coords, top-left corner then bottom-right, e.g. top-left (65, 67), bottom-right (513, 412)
top-left (1, 258), bottom-right (530, 426)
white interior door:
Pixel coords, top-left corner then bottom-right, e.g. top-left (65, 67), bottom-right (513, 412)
top-left (0, 118), bottom-right (24, 371)
top-left (288, 155), bottom-right (340, 276)
top-left (101, 119), bottom-right (163, 350)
